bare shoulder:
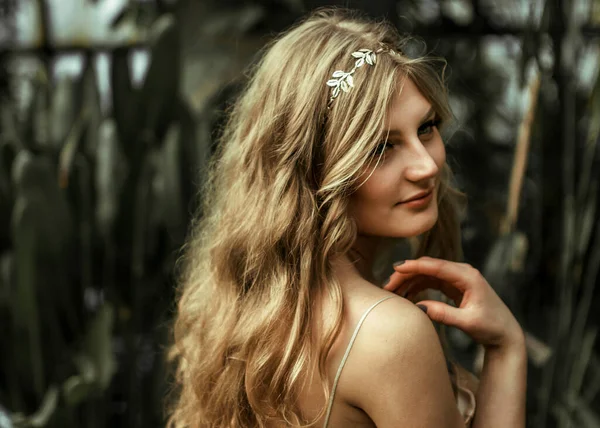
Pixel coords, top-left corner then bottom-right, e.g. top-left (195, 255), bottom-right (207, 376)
top-left (346, 295), bottom-right (442, 369)
top-left (338, 291), bottom-right (464, 427)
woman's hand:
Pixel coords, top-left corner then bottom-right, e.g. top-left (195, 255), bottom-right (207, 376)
top-left (383, 256), bottom-right (524, 351)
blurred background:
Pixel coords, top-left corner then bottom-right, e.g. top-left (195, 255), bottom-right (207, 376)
top-left (0, 0), bottom-right (599, 427)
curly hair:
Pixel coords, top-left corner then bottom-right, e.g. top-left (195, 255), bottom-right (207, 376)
top-left (166, 7), bottom-right (466, 427)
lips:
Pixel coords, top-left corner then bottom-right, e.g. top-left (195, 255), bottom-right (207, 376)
top-left (399, 189), bottom-right (433, 204)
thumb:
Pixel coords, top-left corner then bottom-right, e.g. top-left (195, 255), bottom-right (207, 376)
top-left (414, 300), bottom-right (463, 328)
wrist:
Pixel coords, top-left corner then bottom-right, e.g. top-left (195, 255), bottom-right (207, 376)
top-left (485, 329), bottom-right (526, 359)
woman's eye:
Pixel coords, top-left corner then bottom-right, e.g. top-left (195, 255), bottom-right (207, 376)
top-left (418, 118), bottom-right (441, 136)
top-left (373, 141), bottom-right (393, 156)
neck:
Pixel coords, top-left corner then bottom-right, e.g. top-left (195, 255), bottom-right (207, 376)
top-left (337, 235), bottom-right (384, 284)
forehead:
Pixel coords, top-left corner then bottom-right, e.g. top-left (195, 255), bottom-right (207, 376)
top-left (385, 77), bottom-right (433, 133)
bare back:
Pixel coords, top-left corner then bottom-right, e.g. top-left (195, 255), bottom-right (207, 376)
top-left (295, 278), bottom-right (394, 427)
top-left (294, 275), bottom-right (478, 427)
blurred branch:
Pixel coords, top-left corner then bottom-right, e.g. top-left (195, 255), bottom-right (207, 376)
top-left (500, 69), bottom-right (541, 235)
top-left (35, 0), bottom-right (52, 73)
top-left (1, 23), bottom-right (600, 57)
top-left (536, 0), bottom-right (581, 424)
top-left (0, 42), bottom-right (148, 55)
top-left (411, 21), bottom-right (600, 39)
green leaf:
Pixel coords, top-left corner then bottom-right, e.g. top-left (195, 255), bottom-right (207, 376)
top-left (585, 58), bottom-right (600, 152)
top-left (11, 151), bottom-right (79, 394)
top-left (0, 141), bottom-right (15, 244)
top-left (50, 77), bottom-right (78, 150)
top-left (80, 58), bottom-right (103, 158)
top-left (95, 119), bottom-right (127, 240)
top-left (11, 385), bottom-right (59, 427)
top-left (82, 302), bottom-right (115, 391)
top-left (576, 179), bottom-right (598, 260)
top-left (567, 394), bottom-right (600, 427)
top-left (62, 375), bottom-right (94, 408)
top-left (111, 48), bottom-right (137, 161)
top-left (58, 110), bottom-right (86, 189)
top-left (138, 14), bottom-right (180, 142)
top-left (11, 197), bottom-right (44, 397)
top-left (1, 102), bottom-right (22, 149)
top-left (62, 353), bottom-right (97, 407)
top-left (11, 151), bottom-right (74, 264)
top-left (575, 57), bottom-right (600, 259)
top-left (0, 252), bottom-right (13, 309)
top-left (158, 124), bottom-right (185, 244)
top-left (28, 72), bottom-right (51, 150)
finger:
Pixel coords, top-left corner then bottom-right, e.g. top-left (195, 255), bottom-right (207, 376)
top-left (382, 271), bottom-right (416, 292)
top-left (400, 276), bottom-right (435, 299)
top-left (404, 279), bottom-right (463, 306)
top-left (405, 288), bottom-right (435, 304)
top-left (388, 272), bottom-right (456, 299)
top-left (393, 257), bottom-right (473, 293)
top-left (414, 300), bottom-right (464, 328)
top-left (397, 277), bottom-right (427, 300)
top-left (384, 273), bottom-right (432, 299)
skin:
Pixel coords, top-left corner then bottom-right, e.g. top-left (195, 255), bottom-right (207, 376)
top-left (322, 77), bottom-right (527, 427)
top-left (346, 77), bottom-right (444, 280)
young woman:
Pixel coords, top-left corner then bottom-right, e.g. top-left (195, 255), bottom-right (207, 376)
top-left (167, 7), bottom-right (526, 427)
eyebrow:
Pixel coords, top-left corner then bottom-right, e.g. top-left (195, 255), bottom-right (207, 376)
top-left (384, 107), bottom-right (435, 136)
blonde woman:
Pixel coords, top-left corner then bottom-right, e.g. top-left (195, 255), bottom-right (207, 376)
top-left (167, 7), bottom-right (526, 427)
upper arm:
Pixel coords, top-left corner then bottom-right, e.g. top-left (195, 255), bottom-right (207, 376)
top-left (342, 298), bottom-right (465, 428)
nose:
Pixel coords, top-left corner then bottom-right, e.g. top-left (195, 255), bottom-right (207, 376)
top-left (403, 138), bottom-right (440, 183)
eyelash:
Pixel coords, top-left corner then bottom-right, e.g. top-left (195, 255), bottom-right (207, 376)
top-left (372, 117), bottom-right (442, 157)
top-left (419, 118), bottom-right (442, 136)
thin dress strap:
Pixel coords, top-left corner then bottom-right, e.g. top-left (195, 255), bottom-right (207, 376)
top-left (322, 295), bottom-right (395, 428)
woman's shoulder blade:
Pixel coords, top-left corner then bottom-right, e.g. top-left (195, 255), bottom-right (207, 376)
top-left (338, 287), bottom-right (465, 427)
top-left (344, 292), bottom-right (440, 367)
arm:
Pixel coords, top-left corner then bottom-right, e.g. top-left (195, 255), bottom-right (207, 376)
top-left (472, 334), bottom-right (527, 428)
top-left (385, 257), bottom-right (528, 428)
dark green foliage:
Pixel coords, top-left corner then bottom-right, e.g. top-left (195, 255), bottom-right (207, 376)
top-left (1, 0), bottom-right (600, 427)
top-left (0, 11), bottom-right (207, 427)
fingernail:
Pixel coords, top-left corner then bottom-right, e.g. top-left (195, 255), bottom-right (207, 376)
top-left (416, 304), bottom-right (428, 314)
top-left (393, 260), bottom-right (405, 267)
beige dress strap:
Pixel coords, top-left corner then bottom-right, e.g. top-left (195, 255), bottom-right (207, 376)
top-left (449, 362), bottom-right (479, 426)
top-left (322, 296), bottom-right (395, 428)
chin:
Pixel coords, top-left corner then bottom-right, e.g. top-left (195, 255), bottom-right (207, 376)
top-left (396, 208), bottom-right (438, 237)
top-left (355, 202), bottom-right (439, 238)
top-left (397, 223), bottom-right (435, 238)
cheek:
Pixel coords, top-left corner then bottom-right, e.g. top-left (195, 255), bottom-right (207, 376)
top-left (434, 137), bottom-right (446, 166)
top-left (352, 170), bottom-right (397, 206)
top-left (348, 172), bottom-right (397, 225)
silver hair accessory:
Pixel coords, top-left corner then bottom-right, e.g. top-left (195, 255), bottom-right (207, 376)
top-left (326, 45), bottom-right (400, 109)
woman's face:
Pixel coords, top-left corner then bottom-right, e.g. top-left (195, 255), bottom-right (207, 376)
top-left (349, 77), bottom-right (446, 239)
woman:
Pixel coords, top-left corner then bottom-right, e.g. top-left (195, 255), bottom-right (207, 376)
top-left (167, 7), bottom-right (526, 427)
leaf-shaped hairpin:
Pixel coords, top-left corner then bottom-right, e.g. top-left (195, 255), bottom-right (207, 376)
top-left (326, 48), bottom-right (380, 108)
top-left (351, 49), bottom-right (377, 67)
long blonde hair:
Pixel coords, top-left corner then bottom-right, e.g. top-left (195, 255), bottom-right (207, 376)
top-left (167, 7), bottom-right (466, 427)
